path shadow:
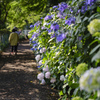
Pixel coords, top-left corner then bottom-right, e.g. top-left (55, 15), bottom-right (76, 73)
top-left (0, 39), bottom-right (59, 100)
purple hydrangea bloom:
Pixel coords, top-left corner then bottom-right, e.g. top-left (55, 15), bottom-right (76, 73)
top-left (70, 8), bottom-right (73, 13)
top-left (85, 0), bottom-right (96, 5)
top-left (53, 6), bottom-right (58, 9)
top-left (30, 48), bottom-right (34, 50)
top-left (56, 33), bottom-right (66, 42)
top-left (44, 15), bottom-right (52, 21)
top-left (65, 17), bottom-right (76, 25)
top-left (58, 2), bottom-right (68, 12)
top-left (48, 29), bottom-right (51, 33)
top-left (51, 33), bottom-right (57, 38)
top-left (32, 41), bottom-right (36, 44)
top-left (51, 23), bottom-right (59, 31)
top-left (33, 43), bottom-right (38, 47)
top-left (34, 21), bottom-right (41, 27)
top-left (81, 5), bottom-right (88, 13)
top-left (30, 25), bottom-right (34, 28)
top-left (78, 36), bottom-right (82, 41)
top-left (29, 38), bottom-right (32, 41)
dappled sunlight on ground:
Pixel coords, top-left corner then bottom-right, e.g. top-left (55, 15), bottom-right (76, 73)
top-left (0, 39), bottom-right (59, 100)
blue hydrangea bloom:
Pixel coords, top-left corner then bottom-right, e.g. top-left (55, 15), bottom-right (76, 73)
top-left (51, 23), bottom-right (59, 31)
top-left (56, 33), bottom-right (66, 42)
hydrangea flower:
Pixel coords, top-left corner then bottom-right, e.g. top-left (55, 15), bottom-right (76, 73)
top-left (93, 32), bottom-right (100, 37)
top-left (44, 15), bottom-right (52, 21)
top-left (30, 25), bottom-right (34, 28)
top-left (37, 73), bottom-right (44, 81)
top-left (79, 67), bottom-right (100, 93)
top-left (51, 23), bottom-right (59, 31)
top-left (40, 47), bottom-right (46, 53)
top-left (40, 48), bottom-right (43, 53)
top-left (72, 96), bottom-right (83, 100)
top-left (81, 5), bottom-right (88, 13)
top-left (65, 17), bottom-right (76, 25)
top-left (58, 2), bottom-right (68, 12)
top-left (50, 78), bottom-right (56, 83)
top-left (53, 6), bottom-right (58, 9)
top-left (56, 33), bottom-right (66, 42)
top-left (60, 75), bottom-right (65, 81)
top-left (43, 65), bottom-right (49, 72)
top-left (45, 72), bottom-right (51, 79)
top-left (85, 0), bottom-right (96, 6)
top-left (41, 79), bottom-right (46, 85)
top-left (38, 60), bottom-right (43, 65)
top-left (76, 63), bottom-right (88, 77)
top-left (87, 19), bottom-right (100, 35)
top-left (35, 55), bottom-right (41, 62)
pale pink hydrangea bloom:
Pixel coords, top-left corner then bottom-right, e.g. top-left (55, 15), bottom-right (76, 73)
top-left (50, 78), bottom-right (56, 83)
top-left (43, 47), bottom-right (46, 52)
top-left (43, 65), bottom-right (49, 72)
top-left (45, 72), bottom-right (51, 79)
top-left (41, 79), bottom-right (46, 85)
top-left (35, 55), bottom-right (41, 62)
top-left (60, 75), bottom-right (65, 81)
top-left (39, 60), bottom-right (42, 65)
top-left (37, 73), bottom-right (44, 81)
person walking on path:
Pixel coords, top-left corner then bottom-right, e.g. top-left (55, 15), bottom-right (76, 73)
top-left (9, 27), bottom-right (19, 55)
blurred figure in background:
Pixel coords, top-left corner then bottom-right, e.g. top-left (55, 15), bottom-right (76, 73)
top-left (9, 27), bottom-right (19, 55)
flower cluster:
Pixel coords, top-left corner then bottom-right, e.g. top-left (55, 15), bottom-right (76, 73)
top-left (79, 67), bottom-right (100, 92)
top-left (87, 19), bottom-right (100, 35)
top-left (76, 63), bottom-right (88, 77)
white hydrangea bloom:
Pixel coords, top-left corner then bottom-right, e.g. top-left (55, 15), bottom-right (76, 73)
top-left (35, 55), bottom-right (41, 62)
top-left (43, 65), bottom-right (49, 72)
top-left (38, 60), bottom-right (42, 65)
top-left (40, 49), bottom-right (43, 53)
top-left (60, 75), bottom-right (65, 81)
top-left (50, 78), bottom-right (56, 83)
top-left (45, 72), bottom-right (51, 79)
top-left (79, 67), bottom-right (100, 92)
top-left (41, 79), bottom-right (46, 85)
top-left (37, 73), bottom-right (44, 81)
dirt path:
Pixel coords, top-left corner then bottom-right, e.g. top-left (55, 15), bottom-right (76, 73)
top-left (0, 39), bottom-right (59, 100)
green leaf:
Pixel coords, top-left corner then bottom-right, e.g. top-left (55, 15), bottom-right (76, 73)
top-left (59, 90), bottom-right (63, 96)
top-left (92, 50), bottom-right (100, 62)
top-left (69, 83), bottom-right (79, 89)
top-left (97, 6), bottom-right (100, 13)
top-left (90, 44), bottom-right (100, 54)
top-left (76, 14), bottom-right (81, 23)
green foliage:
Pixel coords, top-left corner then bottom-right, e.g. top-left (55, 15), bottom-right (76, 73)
top-left (72, 96), bottom-right (84, 100)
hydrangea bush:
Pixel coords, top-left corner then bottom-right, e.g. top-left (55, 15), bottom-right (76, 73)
top-left (28, 0), bottom-right (100, 99)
